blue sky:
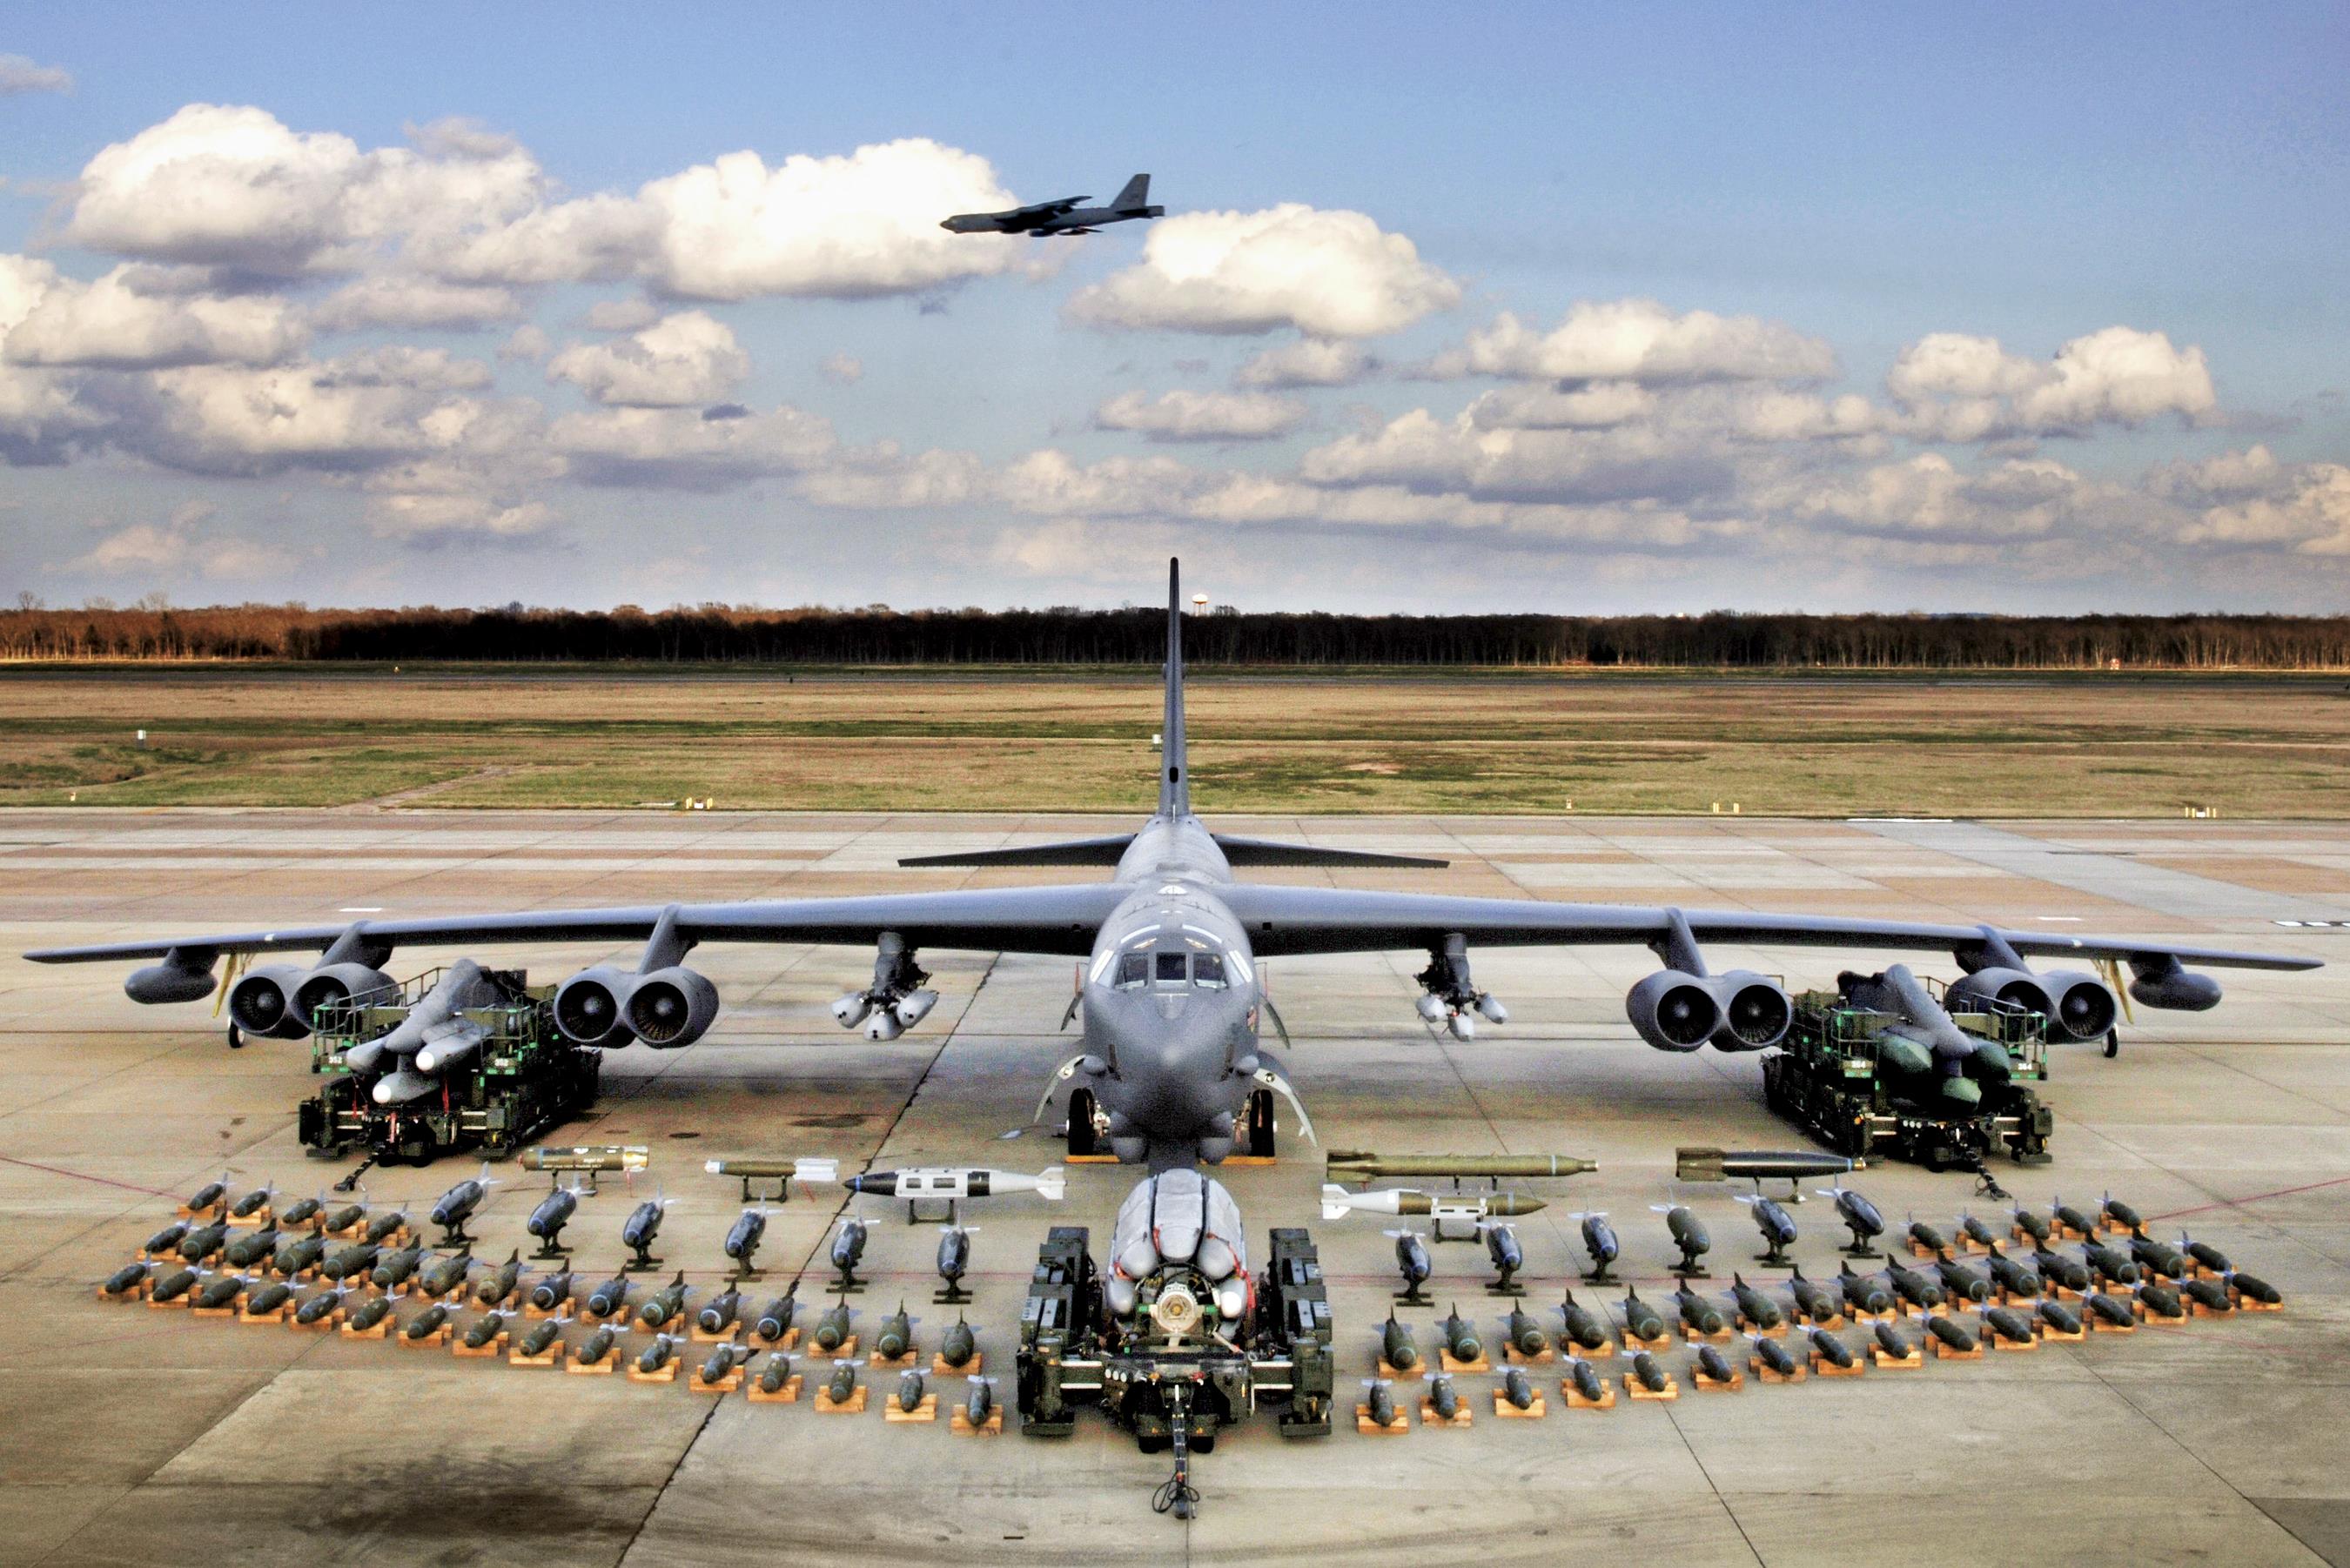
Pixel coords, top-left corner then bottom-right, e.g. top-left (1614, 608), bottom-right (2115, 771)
top-left (2, 3), bottom-right (2345, 613)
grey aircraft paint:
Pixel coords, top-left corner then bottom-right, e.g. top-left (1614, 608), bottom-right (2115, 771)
top-left (26, 560), bottom-right (2320, 1173)
top-left (940, 173), bottom-right (1164, 237)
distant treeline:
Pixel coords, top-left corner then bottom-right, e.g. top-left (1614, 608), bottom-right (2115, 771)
top-left (3, 602), bottom-right (2349, 669)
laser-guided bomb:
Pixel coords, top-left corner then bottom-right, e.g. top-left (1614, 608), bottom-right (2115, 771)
top-left (1573, 1211), bottom-right (1620, 1283)
top-left (1655, 1204), bottom-right (1711, 1275)
top-left (1735, 1191), bottom-right (1798, 1266)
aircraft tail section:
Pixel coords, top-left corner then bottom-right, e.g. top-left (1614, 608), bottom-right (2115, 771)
top-left (1160, 556), bottom-right (1189, 817)
top-left (1112, 173), bottom-right (1152, 212)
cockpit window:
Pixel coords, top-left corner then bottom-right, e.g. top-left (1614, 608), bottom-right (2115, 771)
top-left (1192, 952), bottom-right (1226, 988)
top-left (1115, 951), bottom-right (1149, 988)
top-left (1155, 951), bottom-right (1189, 984)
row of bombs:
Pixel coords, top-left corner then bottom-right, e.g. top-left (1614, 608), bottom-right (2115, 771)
top-left (1397, 1187), bottom-right (2280, 1304)
top-left (99, 1258), bottom-right (1000, 1421)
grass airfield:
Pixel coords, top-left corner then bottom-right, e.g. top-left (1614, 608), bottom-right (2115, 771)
top-left (1, 665), bottom-right (2347, 816)
top-left (1, 803), bottom-right (2347, 1565)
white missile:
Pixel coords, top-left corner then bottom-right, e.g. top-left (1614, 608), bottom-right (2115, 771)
top-left (843, 1167), bottom-right (1066, 1203)
top-left (1319, 1183), bottom-right (1546, 1224)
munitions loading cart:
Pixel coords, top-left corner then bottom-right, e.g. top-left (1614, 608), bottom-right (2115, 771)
top-left (1017, 1221), bottom-right (1333, 1513)
top-left (1763, 976), bottom-right (2053, 1170)
top-left (298, 968), bottom-right (600, 1167)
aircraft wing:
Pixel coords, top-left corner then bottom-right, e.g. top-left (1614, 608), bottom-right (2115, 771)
top-left (1212, 886), bottom-right (2321, 970)
top-left (1003, 195), bottom-right (1085, 222)
top-left (22, 884), bottom-right (1133, 965)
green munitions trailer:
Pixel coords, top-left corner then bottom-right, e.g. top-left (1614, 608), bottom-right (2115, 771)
top-left (1762, 978), bottom-right (2054, 1170)
top-left (298, 968), bottom-right (601, 1166)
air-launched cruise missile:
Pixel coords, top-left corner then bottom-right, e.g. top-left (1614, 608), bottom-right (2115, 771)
top-left (354, 964), bottom-right (500, 1095)
top-left (419, 1250), bottom-right (473, 1298)
top-left (1573, 1211), bottom-right (1620, 1283)
top-left (1506, 1304), bottom-right (1550, 1358)
top-left (1837, 966), bottom-right (2015, 1108)
top-left (1730, 1275), bottom-right (1784, 1332)
top-left (103, 1263), bottom-right (149, 1297)
top-left (938, 1314), bottom-right (977, 1370)
top-left (1557, 1290), bottom-right (1609, 1352)
top-left (1676, 1148), bottom-right (1856, 1184)
top-left (1329, 1151), bottom-right (1595, 1182)
top-left (722, 1210), bottom-right (768, 1273)
top-left (830, 1217), bottom-right (868, 1290)
top-left (1655, 1205), bottom-right (1711, 1276)
top-left (836, 1165), bottom-right (1068, 1203)
top-left (526, 1186), bottom-right (578, 1251)
top-left (696, 1287), bottom-right (743, 1337)
top-left (1788, 1267), bottom-right (1839, 1325)
top-left (1426, 1371), bottom-right (1463, 1422)
top-left (1622, 1288), bottom-right (1668, 1344)
top-left (530, 1270), bottom-right (575, 1313)
top-left (814, 1300), bottom-right (853, 1352)
top-left (754, 1288), bottom-right (799, 1343)
top-left (636, 1270), bottom-right (690, 1330)
top-left (474, 1250), bottom-right (525, 1307)
top-left (758, 1353), bottom-right (796, 1396)
top-left (1820, 1184), bottom-right (1885, 1256)
top-left (1381, 1312), bottom-right (1420, 1371)
top-left (1439, 1304), bottom-right (1482, 1365)
top-left (1735, 1192), bottom-right (1798, 1265)
top-left (371, 1243), bottom-right (426, 1290)
top-left (1934, 1256), bottom-right (1991, 1305)
top-left (584, 1275), bottom-right (632, 1320)
top-left (223, 1227), bottom-right (281, 1270)
top-left (1671, 1287), bottom-right (1726, 1338)
top-left (1390, 1230), bottom-right (1433, 1305)
top-left (1320, 1185), bottom-right (1545, 1223)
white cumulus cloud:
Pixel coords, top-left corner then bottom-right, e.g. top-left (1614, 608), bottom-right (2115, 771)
top-left (1069, 204), bottom-right (1459, 338)
top-left (547, 310), bottom-right (749, 407)
top-left (1888, 326), bottom-right (2216, 439)
top-left (1437, 300), bottom-right (1838, 385)
top-left (1095, 388), bottom-right (1308, 442)
top-left (3, 262), bottom-right (306, 370)
top-left (313, 275), bottom-right (521, 332)
top-left (0, 54), bottom-right (72, 95)
top-left (1234, 338), bottom-right (1375, 388)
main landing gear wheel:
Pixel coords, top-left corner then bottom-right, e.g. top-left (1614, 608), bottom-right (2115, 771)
top-left (1066, 1088), bottom-right (1100, 1159)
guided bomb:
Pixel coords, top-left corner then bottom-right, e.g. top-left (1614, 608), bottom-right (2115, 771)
top-left (585, 1275), bottom-right (632, 1319)
top-left (1730, 1276), bottom-right (1783, 1331)
top-left (527, 1188), bottom-right (578, 1249)
top-left (1574, 1212), bottom-right (1620, 1282)
top-left (636, 1270), bottom-right (689, 1329)
top-left (1557, 1290), bottom-right (1608, 1351)
top-left (1656, 1205), bottom-right (1710, 1275)
top-left (1622, 1288), bottom-right (1667, 1343)
top-left (346, 1295), bottom-right (393, 1333)
top-left (1823, 1185), bottom-right (1886, 1256)
top-left (621, 1197), bottom-right (668, 1268)
top-left (753, 1289), bottom-right (798, 1343)
top-left (830, 1218), bottom-right (868, 1288)
top-left (814, 1301), bottom-right (853, 1352)
top-left (723, 1210), bottom-right (768, 1271)
top-left (420, 1250), bottom-right (473, 1297)
top-left (876, 1303), bottom-right (914, 1361)
top-left (474, 1250), bottom-right (524, 1306)
top-left (531, 1270), bottom-right (574, 1312)
top-left (938, 1315), bottom-right (977, 1369)
top-left (1788, 1268), bottom-right (1838, 1324)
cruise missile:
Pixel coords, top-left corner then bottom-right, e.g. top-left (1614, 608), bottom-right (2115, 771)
top-left (1326, 1152), bottom-right (1595, 1181)
top-left (1319, 1185), bottom-right (1545, 1223)
top-left (834, 1166), bottom-right (1067, 1203)
top-left (1678, 1148), bottom-right (1859, 1184)
top-left (523, 1145), bottom-right (648, 1176)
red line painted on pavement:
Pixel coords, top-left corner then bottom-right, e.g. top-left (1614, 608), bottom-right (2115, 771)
top-left (2151, 1173), bottom-right (2350, 1223)
top-left (0, 1153), bottom-right (178, 1199)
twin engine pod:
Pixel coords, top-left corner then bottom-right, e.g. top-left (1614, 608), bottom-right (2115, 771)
top-left (1945, 966), bottom-right (2118, 1042)
top-left (553, 964), bottom-right (720, 1049)
top-left (1624, 969), bottom-right (1792, 1054)
top-left (225, 961), bottom-right (396, 1039)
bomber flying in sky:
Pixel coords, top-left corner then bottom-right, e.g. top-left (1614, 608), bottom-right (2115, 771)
top-left (27, 562), bottom-right (2320, 1171)
top-left (941, 173), bottom-right (1163, 236)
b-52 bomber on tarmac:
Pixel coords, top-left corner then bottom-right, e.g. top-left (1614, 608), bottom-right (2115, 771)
top-left (27, 561), bottom-right (2320, 1172)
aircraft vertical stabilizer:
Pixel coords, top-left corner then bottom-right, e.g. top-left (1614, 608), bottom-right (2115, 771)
top-left (1160, 557), bottom-right (1189, 818)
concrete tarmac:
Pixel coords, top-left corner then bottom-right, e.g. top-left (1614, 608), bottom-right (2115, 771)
top-left (2, 809), bottom-right (2347, 1566)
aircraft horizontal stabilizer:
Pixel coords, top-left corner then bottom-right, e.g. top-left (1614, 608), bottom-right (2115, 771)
top-left (900, 834), bottom-right (1137, 868)
top-left (1210, 835), bottom-right (1447, 869)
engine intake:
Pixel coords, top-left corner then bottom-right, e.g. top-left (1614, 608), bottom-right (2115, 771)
top-left (1944, 966), bottom-right (2054, 1021)
top-left (227, 964), bottom-right (313, 1039)
top-left (1627, 969), bottom-right (1719, 1052)
top-left (2039, 969), bottom-right (2119, 1042)
top-left (1711, 971), bottom-right (1792, 1050)
top-left (292, 962), bottom-right (396, 1022)
top-left (554, 965), bottom-right (636, 1046)
top-left (624, 965), bottom-right (718, 1048)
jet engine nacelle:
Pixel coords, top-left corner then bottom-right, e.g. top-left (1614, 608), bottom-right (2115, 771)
top-left (1626, 969), bottom-right (1719, 1052)
top-left (1709, 970), bottom-right (1792, 1051)
top-left (554, 965), bottom-right (638, 1046)
top-left (2036, 968), bottom-right (2119, 1042)
top-left (1944, 966), bottom-right (2055, 1021)
top-left (227, 963), bottom-right (315, 1039)
top-left (624, 966), bottom-right (718, 1048)
top-left (291, 962), bottom-right (396, 1022)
